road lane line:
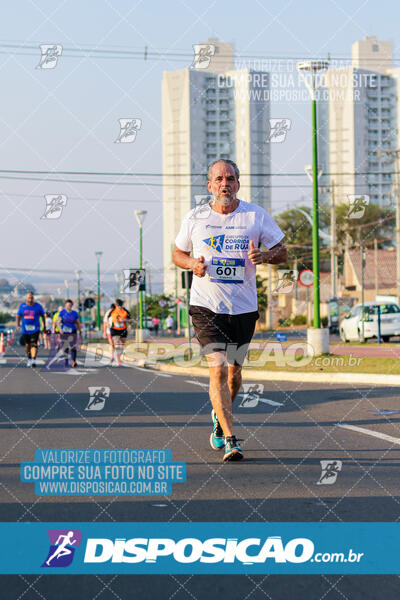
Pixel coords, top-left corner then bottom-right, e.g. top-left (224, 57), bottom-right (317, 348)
top-left (184, 380), bottom-right (208, 387)
top-left (131, 365), bottom-right (171, 377)
top-left (338, 424), bottom-right (400, 446)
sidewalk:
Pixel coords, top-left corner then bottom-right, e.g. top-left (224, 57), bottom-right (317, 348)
top-left (84, 342), bottom-right (400, 387)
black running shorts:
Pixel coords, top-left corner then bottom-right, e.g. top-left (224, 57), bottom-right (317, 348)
top-left (22, 332), bottom-right (40, 346)
top-left (110, 328), bottom-right (128, 339)
top-left (189, 305), bottom-right (259, 365)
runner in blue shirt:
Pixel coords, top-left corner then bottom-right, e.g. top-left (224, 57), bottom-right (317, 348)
top-left (57, 299), bottom-right (81, 368)
top-left (16, 291), bottom-right (45, 367)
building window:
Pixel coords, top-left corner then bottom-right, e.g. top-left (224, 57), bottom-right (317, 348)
top-left (372, 44), bottom-right (379, 52)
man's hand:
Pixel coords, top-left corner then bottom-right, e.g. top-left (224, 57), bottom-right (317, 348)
top-left (192, 256), bottom-right (207, 277)
top-left (247, 240), bottom-right (263, 265)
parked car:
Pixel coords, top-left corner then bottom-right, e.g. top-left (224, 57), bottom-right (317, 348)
top-left (340, 302), bottom-right (400, 342)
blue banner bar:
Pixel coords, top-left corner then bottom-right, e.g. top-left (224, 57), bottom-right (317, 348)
top-left (0, 522), bottom-right (399, 574)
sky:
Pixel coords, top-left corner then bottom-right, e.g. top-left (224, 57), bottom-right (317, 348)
top-left (0, 0), bottom-right (398, 296)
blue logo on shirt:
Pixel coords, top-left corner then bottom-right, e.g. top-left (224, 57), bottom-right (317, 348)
top-left (202, 234), bottom-right (225, 253)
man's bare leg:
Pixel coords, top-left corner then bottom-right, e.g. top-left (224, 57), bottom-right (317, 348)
top-left (228, 364), bottom-right (242, 404)
top-left (207, 352), bottom-right (234, 438)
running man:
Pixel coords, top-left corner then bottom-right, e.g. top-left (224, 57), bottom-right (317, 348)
top-left (16, 291), bottom-right (45, 367)
top-left (52, 305), bottom-right (63, 339)
top-left (57, 299), bottom-right (81, 368)
top-left (109, 299), bottom-right (131, 366)
top-left (103, 303), bottom-right (116, 363)
top-left (44, 312), bottom-right (53, 349)
top-left (173, 159), bottom-right (287, 462)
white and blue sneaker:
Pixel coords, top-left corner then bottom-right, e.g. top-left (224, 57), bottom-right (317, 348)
top-left (209, 409), bottom-right (225, 451)
top-left (223, 436), bottom-right (243, 462)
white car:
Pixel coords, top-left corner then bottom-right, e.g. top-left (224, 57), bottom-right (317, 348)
top-left (340, 302), bottom-right (400, 342)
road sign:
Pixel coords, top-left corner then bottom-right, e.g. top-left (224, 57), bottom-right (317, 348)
top-left (276, 332), bottom-right (287, 342)
top-left (122, 269), bottom-right (146, 294)
top-left (299, 269), bottom-right (313, 287)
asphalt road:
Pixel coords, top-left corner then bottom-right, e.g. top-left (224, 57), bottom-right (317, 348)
top-left (1, 345), bottom-right (400, 599)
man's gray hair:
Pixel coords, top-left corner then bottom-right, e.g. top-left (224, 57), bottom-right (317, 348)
top-left (207, 159), bottom-right (240, 181)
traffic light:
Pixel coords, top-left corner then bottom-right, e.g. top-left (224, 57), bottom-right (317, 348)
top-left (83, 297), bottom-right (95, 309)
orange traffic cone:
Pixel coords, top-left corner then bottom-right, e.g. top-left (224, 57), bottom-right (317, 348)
top-left (0, 333), bottom-right (5, 356)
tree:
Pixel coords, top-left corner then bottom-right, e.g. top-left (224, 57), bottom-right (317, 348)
top-left (335, 202), bottom-right (394, 248)
top-left (146, 294), bottom-right (175, 319)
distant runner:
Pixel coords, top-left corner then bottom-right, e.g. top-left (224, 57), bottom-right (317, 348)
top-left (16, 291), bottom-right (45, 367)
top-left (103, 303), bottom-right (116, 363)
top-left (57, 299), bottom-right (81, 368)
top-left (109, 299), bottom-right (131, 366)
top-left (173, 159), bottom-right (287, 462)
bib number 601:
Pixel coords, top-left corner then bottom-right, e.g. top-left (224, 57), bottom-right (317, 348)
top-left (216, 266), bottom-right (236, 276)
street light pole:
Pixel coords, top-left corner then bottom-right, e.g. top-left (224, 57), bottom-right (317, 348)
top-left (75, 269), bottom-right (82, 333)
top-left (134, 210), bottom-right (147, 331)
top-left (297, 59), bottom-right (329, 355)
top-left (95, 251), bottom-right (103, 330)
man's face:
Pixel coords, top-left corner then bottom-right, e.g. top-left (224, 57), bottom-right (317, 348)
top-left (26, 292), bottom-right (34, 305)
top-left (65, 302), bottom-right (73, 311)
top-left (206, 162), bottom-right (240, 206)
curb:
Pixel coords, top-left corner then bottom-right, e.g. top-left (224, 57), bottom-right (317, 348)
top-left (85, 344), bottom-right (400, 387)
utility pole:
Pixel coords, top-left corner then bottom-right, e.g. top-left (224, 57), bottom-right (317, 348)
top-left (267, 263), bottom-right (273, 330)
top-left (361, 243), bottom-right (366, 342)
top-left (374, 238), bottom-right (378, 299)
top-left (94, 252), bottom-right (103, 330)
top-left (330, 181), bottom-right (337, 299)
top-left (378, 149), bottom-right (400, 302)
top-left (134, 210), bottom-right (147, 332)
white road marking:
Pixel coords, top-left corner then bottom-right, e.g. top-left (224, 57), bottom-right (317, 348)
top-left (131, 365), bottom-right (171, 377)
top-left (259, 398), bottom-right (283, 407)
top-left (184, 380), bottom-right (208, 388)
top-left (338, 424), bottom-right (400, 446)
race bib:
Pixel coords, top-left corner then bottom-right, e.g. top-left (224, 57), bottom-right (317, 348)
top-left (115, 321), bottom-right (125, 328)
top-left (62, 326), bottom-right (73, 333)
top-left (209, 257), bottom-right (245, 283)
top-left (25, 325), bottom-right (35, 332)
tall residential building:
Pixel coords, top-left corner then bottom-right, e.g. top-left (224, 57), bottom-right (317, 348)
top-left (162, 38), bottom-right (271, 295)
top-left (317, 36), bottom-right (397, 206)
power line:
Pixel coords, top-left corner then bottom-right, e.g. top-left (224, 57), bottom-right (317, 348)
top-left (1, 40), bottom-right (399, 65)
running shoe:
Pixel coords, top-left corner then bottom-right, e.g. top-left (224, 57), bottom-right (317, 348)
top-left (223, 436), bottom-right (243, 462)
top-left (209, 409), bottom-right (225, 451)
top-left (31, 359), bottom-right (36, 368)
top-left (26, 358), bottom-right (32, 367)
top-left (72, 361), bottom-right (78, 368)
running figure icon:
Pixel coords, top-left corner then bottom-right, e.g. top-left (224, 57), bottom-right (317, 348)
top-left (45, 531), bottom-right (77, 566)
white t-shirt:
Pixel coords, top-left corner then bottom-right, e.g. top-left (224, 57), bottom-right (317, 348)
top-left (104, 308), bottom-right (113, 334)
top-left (175, 199), bottom-right (284, 315)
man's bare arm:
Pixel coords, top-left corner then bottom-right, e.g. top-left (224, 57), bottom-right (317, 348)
top-left (262, 241), bottom-right (288, 265)
top-left (172, 246), bottom-right (207, 278)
